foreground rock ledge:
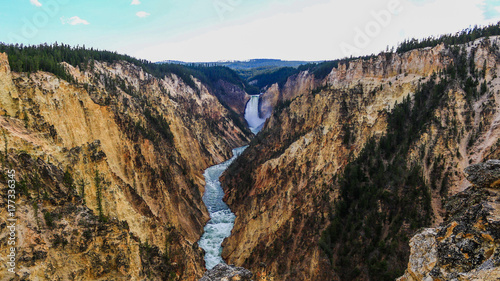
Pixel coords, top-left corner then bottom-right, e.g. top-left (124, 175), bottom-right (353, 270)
top-left (398, 160), bottom-right (500, 280)
top-left (200, 264), bottom-right (253, 281)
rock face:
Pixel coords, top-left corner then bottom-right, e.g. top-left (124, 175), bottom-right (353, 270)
top-left (221, 37), bottom-right (500, 280)
top-left (199, 264), bottom-right (253, 281)
top-left (465, 159), bottom-right (500, 188)
top-left (0, 52), bottom-right (251, 280)
top-left (398, 161), bottom-right (500, 280)
top-left (400, 229), bottom-right (439, 281)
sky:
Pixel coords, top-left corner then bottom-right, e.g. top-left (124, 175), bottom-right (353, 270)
top-left (0, 0), bottom-right (500, 62)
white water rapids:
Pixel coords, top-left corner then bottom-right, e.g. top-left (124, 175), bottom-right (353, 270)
top-left (198, 95), bottom-right (266, 270)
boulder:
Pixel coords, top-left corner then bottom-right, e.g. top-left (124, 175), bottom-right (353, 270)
top-left (199, 264), bottom-right (253, 281)
top-left (464, 159), bottom-right (500, 188)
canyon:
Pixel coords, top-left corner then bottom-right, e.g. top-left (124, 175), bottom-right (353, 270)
top-left (1, 31), bottom-right (500, 281)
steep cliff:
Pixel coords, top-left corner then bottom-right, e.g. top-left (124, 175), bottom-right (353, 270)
top-left (0, 51), bottom-right (251, 280)
top-left (221, 37), bottom-right (500, 280)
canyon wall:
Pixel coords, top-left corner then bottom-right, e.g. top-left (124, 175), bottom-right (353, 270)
top-left (0, 53), bottom-right (250, 280)
top-left (221, 38), bottom-right (500, 280)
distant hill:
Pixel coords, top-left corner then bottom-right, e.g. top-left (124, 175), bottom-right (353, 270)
top-left (157, 59), bottom-right (321, 80)
top-left (216, 59), bottom-right (319, 70)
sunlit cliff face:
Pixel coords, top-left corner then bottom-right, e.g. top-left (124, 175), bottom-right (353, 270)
top-left (0, 52), bottom-right (251, 281)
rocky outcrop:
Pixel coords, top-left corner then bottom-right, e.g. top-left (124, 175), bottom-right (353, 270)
top-left (465, 159), bottom-right (500, 188)
top-left (0, 52), bottom-right (251, 280)
top-left (199, 264), bottom-right (253, 281)
top-left (260, 70), bottom-right (317, 118)
top-left (398, 161), bottom-right (500, 280)
top-left (213, 79), bottom-right (251, 116)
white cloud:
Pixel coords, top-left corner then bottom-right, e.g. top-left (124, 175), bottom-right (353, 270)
top-left (30, 0), bottom-right (42, 7)
top-left (60, 16), bottom-right (90, 25)
top-left (136, 11), bottom-right (150, 18)
top-left (132, 0), bottom-right (494, 62)
top-left (131, 0), bottom-right (141, 5)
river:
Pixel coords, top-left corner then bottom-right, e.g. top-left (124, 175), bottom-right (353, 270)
top-left (198, 95), bottom-right (265, 269)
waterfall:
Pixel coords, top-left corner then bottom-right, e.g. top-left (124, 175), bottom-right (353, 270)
top-left (244, 95), bottom-right (266, 134)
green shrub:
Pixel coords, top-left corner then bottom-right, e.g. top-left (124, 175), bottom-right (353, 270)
top-left (44, 211), bottom-right (54, 228)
